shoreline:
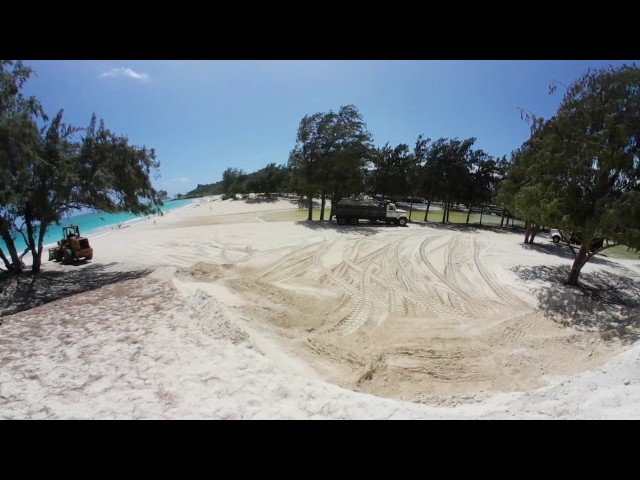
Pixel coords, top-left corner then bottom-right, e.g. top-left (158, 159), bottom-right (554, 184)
top-left (8, 198), bottom-right (199, 264)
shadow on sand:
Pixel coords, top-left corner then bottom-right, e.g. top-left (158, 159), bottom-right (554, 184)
top-left (521, 241), bottom-right (617, 267)
top-left (409, 220), bottom-right (525, 237)
top-left (243, 195), bottom-right (279, 204)
top-left (0, 263), bottom-right (154, 320)
top-left (513, 264), bottom-right (640, 343)
top-left (294, 219), bottom-right (405, 236)
top-left (287, 198), bottom-right (322, 209)
top-left (296, 218), bottom-right (528, 238)
top-left (296, 220), bottom-right (418, 235)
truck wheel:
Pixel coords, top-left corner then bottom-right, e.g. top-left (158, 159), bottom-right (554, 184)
top-left (350, 218), bottom-right (358, 226)
top-left (552, 235), bottom-right (560, 243)
top-left (337, 217), bottom-right (346, 226)
top-left (398, 218), bottom-right (407, 226)
top-left (63, 249), bottom-right (73, 264)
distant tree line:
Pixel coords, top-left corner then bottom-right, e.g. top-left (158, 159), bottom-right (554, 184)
top-left (165, 65), bottom-right (640, 286)
top-left (0, 61), bottom-right (163, 274)
top-left (190, 105), bottom-right (506, 227)
top-left (287, 104), bottom-right (507, 224)
top-left (182, 163), bottom-right (290, 199)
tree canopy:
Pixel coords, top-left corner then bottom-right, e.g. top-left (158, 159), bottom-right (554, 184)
top-left (498, 64), bottom-right (640, 284)
top-left (0, 61), bottom-right (163, 274)
top-left (288, 105), bottom-right (373, 220)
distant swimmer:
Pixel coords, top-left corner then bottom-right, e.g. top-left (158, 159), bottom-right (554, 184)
top-left (100, 217), bottom-right (105, 221)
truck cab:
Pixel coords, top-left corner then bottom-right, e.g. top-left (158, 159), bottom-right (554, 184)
top-left (385, 204), bottom-right (408, 225)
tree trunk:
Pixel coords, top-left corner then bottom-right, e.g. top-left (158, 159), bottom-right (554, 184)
top-left (466, 206), bottom-right (471, 224)
top-left (567, 244), bottom-right (589, 286)
top-left (479, 206), bottom-right (484, 226)
top-left (0, 248), bottom-right (13, 271)
top-left (409, 199), bottom-right (413, 221)
top-left (441, 200), bottom-right (447, 223)
top-left (31, 247), bottom-right (41, 273)
top-left (31, 221), bottom-right (48, 274)
top-left (320, 193), bottom-right (326, 221)
top-left (528, 223), bottom-right (538, 244)
top-left (329, 193), bottom-right (337, 221)
top-left (307, 193), bottom-right (313, 221)
top-left (500, 206), bottom-right (506, 228)
top-left (424, 200), bottom-right (431, 222)
top-left (24, 206), bottom-right (41, 273)
top-left (524, 219), bottom-right (530, 243)
top-left (0, 225), bottom-right (23, 273)
top-left (446, 201), bottom-right (451, 223)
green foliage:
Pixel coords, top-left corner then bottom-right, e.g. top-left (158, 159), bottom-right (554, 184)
top-left (76, 114), bottom-right (162, 216)
top-left (222, 167), bottom-right (245, 197)
top-left (0, 61), bottom-right (47, 271)
top-left (501, 64), bottom-right (640, 284)
top-left (421, 137), bottom-right (475, 202)
top-left (467, 152), bottom-right (505, 207)
top-left (185, 164), bottom-right (291, 198)
top-left (369, 142), bottom-right (417, 199)
top-left (0, 62), bottom-right (163, 273)
top-left (288, 105), bottom-right (373, 219)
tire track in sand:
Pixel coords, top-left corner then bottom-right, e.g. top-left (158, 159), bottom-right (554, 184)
top-left (394, 236), bottom-right (465, 322)
top-left (472, 237), bottom-right (531, 310)
top-left (419, 236), bottom-right (502, 317)
top-left (335, 261), bottom-right (376, 335)
top-left (256, 240), bottom-right (324, 278)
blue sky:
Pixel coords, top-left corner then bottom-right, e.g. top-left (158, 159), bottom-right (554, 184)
top-left (22, 60), bottom-right (637, 197)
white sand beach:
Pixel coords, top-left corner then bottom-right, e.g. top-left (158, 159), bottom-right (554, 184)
top-left (1, 196), bottom-right (639, 419)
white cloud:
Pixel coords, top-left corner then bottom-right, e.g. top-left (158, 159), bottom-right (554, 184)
top-left (100, 67), bottom-right (149, 81)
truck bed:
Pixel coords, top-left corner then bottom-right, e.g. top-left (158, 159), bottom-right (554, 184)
top-left (335, 200), bottom-right (386, 219)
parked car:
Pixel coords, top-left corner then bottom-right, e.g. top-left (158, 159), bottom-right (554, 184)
top-left (550, 229), bottom-right (604, 251)
top-left (550, 229), bottom-right (563, 243)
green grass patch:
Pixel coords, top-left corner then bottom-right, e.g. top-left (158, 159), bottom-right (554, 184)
top-left (261, 205), bottom-right (528, 228)
top-left (601, 244), bottom-right (640, 260)
top-left (406, 207), bottom-right (524, 227)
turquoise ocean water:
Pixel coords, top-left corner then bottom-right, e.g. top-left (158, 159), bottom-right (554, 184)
top-left (4, 198), bottom-right (196, 255)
